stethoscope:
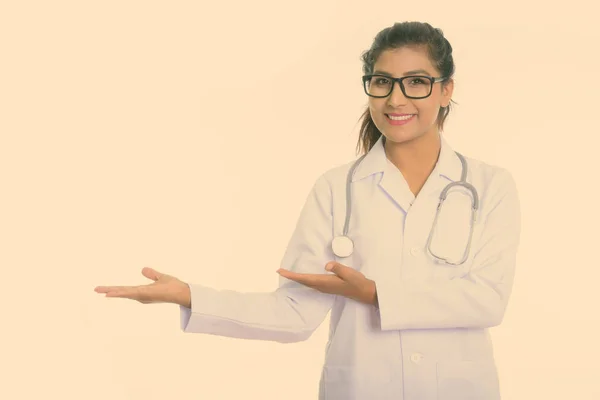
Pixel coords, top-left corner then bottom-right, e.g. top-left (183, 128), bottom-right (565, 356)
top-left (330, 151), bottom-right (479, 266)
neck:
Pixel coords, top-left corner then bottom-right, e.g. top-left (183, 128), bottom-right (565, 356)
top-left (383, 131), bottom-right (441, 178)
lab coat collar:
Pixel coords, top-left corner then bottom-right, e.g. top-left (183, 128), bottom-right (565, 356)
top-left (351, 133), bottom-right (463, 184)
top-left (351, 133), bottom-right (463, 212)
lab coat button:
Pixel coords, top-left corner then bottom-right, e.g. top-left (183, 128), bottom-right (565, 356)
top-left (410, 247), bottom-right (420, 256)
top-left (410, 353), bottom-right (423, 363)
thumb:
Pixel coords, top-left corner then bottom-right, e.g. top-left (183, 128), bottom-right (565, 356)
top-left (325, 262), bottom-right (354, 280)
top-left (142, 267), bottom-right (163, 281)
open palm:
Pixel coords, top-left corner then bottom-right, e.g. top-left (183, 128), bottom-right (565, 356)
top-left (94, 267), bottom-right (190, 307)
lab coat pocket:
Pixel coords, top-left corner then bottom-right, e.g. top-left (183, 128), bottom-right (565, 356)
top-left (432, 260), bottom-right (470, 281)
top-left (436, 360), bottom-right (500, 400)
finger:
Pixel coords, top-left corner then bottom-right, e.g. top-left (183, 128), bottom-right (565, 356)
top-left (115, 285), bottom-right (159, 301)
top-left (104, 287), bottom-right (142, 299)
top-left (94, 284), bottom-right (143, 299)
top-left (277, 270), bottom-right (345, 292)
top-left (325, 262), bottom-right (358, 281)
top-left (142, 267), bottom-right (163, 281)
top-left (277, 269), bottom-right (328, 285)
top-left (94, 286), bottom-right (131, 293)
top-left (105, 289), bottom-right (137, 298)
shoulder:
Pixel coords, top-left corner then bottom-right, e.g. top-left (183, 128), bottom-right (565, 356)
top-left (461, 154), bottom-right (520, 220)
top-left (295, 160), bottom-right (357, 216)
top-left (310, 159), bottom-right (358, 194)
top-left (463, 154), bottom-right (518, 193)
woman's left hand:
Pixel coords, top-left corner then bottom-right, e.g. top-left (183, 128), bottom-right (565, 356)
top-left (276, 262), bottom-right (378, 306)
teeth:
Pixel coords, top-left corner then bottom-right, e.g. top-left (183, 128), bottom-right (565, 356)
top-left (388, 114), bottom-right (414, 121)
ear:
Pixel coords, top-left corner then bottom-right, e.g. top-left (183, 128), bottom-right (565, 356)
top-left (441, 78), bottom-right (454, 107)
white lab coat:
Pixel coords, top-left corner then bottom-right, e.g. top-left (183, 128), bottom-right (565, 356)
top-left (179, 133), bottom-right (521, 400)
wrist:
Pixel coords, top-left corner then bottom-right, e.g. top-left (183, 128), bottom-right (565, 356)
top-left (365, 279), bottom-right (378, 306)
top-left (176, 281), bottom-right (191, 308)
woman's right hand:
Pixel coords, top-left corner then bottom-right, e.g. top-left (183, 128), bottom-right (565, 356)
top-left (94, 267), bottom-right (191, 308)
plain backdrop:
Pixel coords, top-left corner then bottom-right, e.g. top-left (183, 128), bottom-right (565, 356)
top-left (1, 1), bottom-right (599, 399)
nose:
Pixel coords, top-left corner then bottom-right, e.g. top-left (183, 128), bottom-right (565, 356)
top-left (387, 81), bottom-right (409, 107)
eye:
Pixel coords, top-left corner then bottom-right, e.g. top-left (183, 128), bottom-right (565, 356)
top-left (374, 77), bottom-right (390, 85)
top-left (407, 77), bottom-right (428, 85)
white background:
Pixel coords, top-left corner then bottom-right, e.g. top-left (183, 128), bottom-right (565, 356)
top-left (1, 1), bottom-right (599, 399)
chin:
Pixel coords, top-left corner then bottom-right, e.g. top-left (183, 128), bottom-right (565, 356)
top-left (382, 130), bottom-right (424, 145)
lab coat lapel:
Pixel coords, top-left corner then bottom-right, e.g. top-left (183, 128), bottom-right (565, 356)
top-left (379, 160), bottom-right (415, 212)
top-left (352, 135), bottom-right (414, 213)
top-left (403, 134), bottom-right (464, 244)
top-left (351, 134), bottom-right (463, 214)
top-left (418, 134), bottom-right (463, 200)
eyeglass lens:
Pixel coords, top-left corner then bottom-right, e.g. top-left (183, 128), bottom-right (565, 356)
top-left (365, 75), bottom-right (432, 98)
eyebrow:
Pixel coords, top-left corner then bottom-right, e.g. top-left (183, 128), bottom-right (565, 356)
top-left (372, 69), bottom-right (432, 77)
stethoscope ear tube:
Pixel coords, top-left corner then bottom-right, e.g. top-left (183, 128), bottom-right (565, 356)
top-left (333, 154), bottom-right (367, 259)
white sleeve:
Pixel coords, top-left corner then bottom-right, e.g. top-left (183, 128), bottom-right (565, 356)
top-left (375, 169), bottom-right (522, 330)
top-left (179, 174), bottom-right (336, 343)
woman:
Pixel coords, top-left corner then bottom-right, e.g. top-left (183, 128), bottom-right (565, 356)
top-left (95, 21), bottom-right (521, 400)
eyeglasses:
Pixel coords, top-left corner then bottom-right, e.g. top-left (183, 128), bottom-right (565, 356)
top-left (362, 74), bottom-right (447, 99)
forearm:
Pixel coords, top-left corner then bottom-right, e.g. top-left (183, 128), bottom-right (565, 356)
top-left (179, 283), bottom-right (334, 343)
top-left (374, 276), bottom-right (511, 330)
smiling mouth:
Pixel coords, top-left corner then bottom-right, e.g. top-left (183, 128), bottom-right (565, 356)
top-left (386, 114), bottom-right (415, 121)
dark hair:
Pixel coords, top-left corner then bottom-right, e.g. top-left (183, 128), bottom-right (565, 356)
top-left (356, 21), bottom-right (457, 156)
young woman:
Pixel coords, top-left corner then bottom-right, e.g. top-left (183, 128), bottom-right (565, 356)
top-left (95, 21), bottom-right (521, 400)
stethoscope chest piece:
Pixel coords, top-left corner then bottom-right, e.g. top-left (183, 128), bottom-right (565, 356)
top-left (331, 235), bottom-right (354, 258)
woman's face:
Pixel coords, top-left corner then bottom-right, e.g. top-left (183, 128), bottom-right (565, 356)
top-left (367, 46), bottom-right (453, 146)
